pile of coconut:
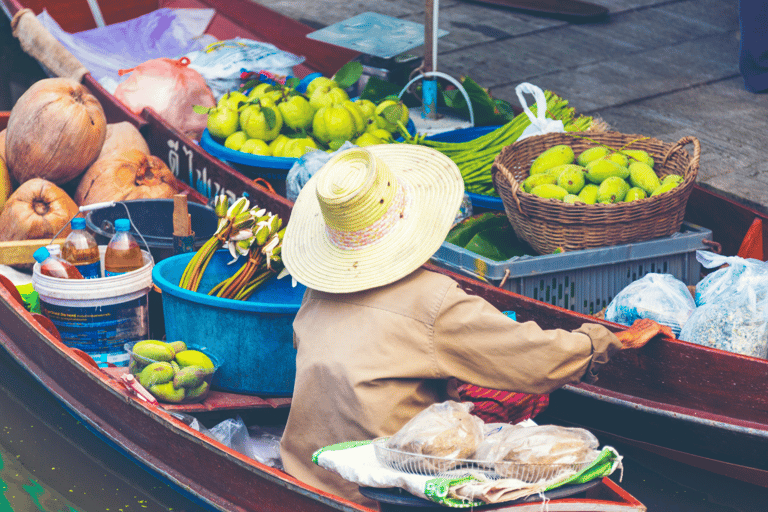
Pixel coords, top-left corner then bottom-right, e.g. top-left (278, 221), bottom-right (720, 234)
top-left (0, 78), bottom-right (179, 253)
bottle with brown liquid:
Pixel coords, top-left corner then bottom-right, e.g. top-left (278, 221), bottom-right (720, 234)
top-left (61, 217), bottom-right (101, 279)
top-left (34, 246), bottom-right (84, 279)
top-left (104, 218), bottom-right (144, 277)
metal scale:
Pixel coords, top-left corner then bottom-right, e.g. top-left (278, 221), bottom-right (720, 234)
top-left (307, 2), bottom-right (474, 135)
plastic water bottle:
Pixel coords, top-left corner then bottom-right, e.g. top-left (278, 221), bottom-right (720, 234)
top-left (61, 217), bottom-right (101, 279)
top-left (104, 219), bottom-right (144, 277)
top-left (33, 246), bottom-right (84, 279)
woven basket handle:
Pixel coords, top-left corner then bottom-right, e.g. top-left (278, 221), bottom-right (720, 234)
top-left (496, 160), bottom-right (526, 215)
top-left (661, 136), bottom-right (700, 175)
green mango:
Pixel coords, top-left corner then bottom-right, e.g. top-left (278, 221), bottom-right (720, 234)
top-left (139, 362), bottom-right (175, 388)
top-left (586, 158), bottom-right (630, 184)
top-left (651, 180), bottom-right (680, 196)
top-left (562, 194), bottom-right (583, 204)
top-left (607, 152), bottom-right (629, 168)
top-left (446, 212), bottom-right (508, 247)
top-left (546, 163), bottom-right (586, 178)
top-left (556, 167), bottom-right (586, 194)
top-left (168, 340), bottom-right (187, 356)
top-left (576, 146), bottom-right (610, 167)
top-left (149, 382), bottom-right (186, 403)
top-left (530, 145), bottom-right (575, 175)
top-left (597, 176), bottom-right (630, 204)
top-left (175, 349), bottom-right (215, 370)
top-left (523, 173), bottom-right (557, 193)
top-left (628, 162), bottom-right (661, 195)
top-left (132, 340), bottom-right (174, 363)
top-left (661, 174), bottom-right (684, 186)
top-left (531, 183), bottom-right (569, 200)
top-left (624, 187), bottom-right (648, 202)
top-left (577, 184), bottom-right (599, 204)
top-left (173, 365), bottom-right (210, 389)
top-left (185, 381), bottom-right (210, 402)
top-left (622, 149), bottom-right (654, 168)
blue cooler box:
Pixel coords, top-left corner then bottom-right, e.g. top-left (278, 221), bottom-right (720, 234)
top-left (153, 250), bottom-right (305, 396)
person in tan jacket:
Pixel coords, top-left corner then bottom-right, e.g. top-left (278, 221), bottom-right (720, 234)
top-left (280, 145), bottom-right (668, 507)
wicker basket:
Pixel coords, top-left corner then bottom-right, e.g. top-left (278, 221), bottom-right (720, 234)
top-left (491, 132), bottom-right (700, 254)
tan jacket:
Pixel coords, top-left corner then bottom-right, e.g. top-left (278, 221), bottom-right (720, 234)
top-left (280, 268), bottom-right (621, 506)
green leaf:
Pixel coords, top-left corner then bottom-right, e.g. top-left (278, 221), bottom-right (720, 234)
top-left (193, 105), bottom-right (213, 115)
top-left (494, 99), bottom-right (517, 119)
top-left (239, 79), bottom-right (259, 93)
top-left (359, 76), bottom-right (402, 103)
top-left (285, 77), bottom-right (300, 89)
top-left (263, 108), bottom-right (277, 130)
top-left (333, 61), bottom-right (363, 89)
top-left (328, 139), bottom-right (346, 151)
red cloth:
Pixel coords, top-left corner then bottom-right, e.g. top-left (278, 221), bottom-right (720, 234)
top-left (737, 217), bottom-right (764, 261)
top-left (458, 383), bottom-right (549, 424)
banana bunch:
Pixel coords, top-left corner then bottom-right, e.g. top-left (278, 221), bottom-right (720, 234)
top-left (129, 340), bottom-right (216, 404)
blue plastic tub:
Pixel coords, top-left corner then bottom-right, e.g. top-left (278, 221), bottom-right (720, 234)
top-left (152, 250), bottom-right (306, 396)
top-left (426, 125), bottom-right (505, 211)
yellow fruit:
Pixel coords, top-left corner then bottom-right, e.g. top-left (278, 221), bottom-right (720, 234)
top-left (556, 167), bottom-right (586, 194)
top-left (563, 194), bottom-right (583, 204)
top-left (531, 183), bottom-right (569, 200)
top-left (371, 129), bottom-right (394, 143)
top-left (309, 86), bottom-right (349, 111)
top-left (240, 104), bottom-right (283, 142)
top-left (305, 76), bottom-right (337, 98)
top-left (624, 187), bottom-right (647, 202)
top-left (661, 174), bottom-right (684, 186)
top-left (312, 105), bottom-right (357, 144)
top-left (651, 180), bottom-right (680, 196)
top-left (277, 95), bottom-right (315, 132)
top-left (606, 152), bottom-right (629, 167)
top-left (586, 158), bottom-right (629, 184)
top-left (354, 98), bottom-right (377, 120)
top-left (628, 162), bottom-right (661, 195)
top-left (530, 145), bottom-right (575, 175)
top-left (374, 99), bottom-right (409, 133)
top-left (577, 183), bottom-right (599, 204)
top-left (149, 382), bottom-right (186, 403)
top-left (269, 135), bottom-right (291, 157)
top-left (185, 381), bottom-right (210, 401)
top-left (597, 176), bottom-right (630, 203)
top-left (576, 146), bottom-right (610, 167)
top-left (340, 101), bottom-right (366, 136)
top-left (207, 107), bottom-right (240, 140)
top-left (622, 149), bottom-right (654, 168)
top-left (217, 91), bottom-right (249, 112)
top-left (139, 362), bottom-right (175, 388)
top-left (354, 133), bottom-right (384, 147)
top-left (224, 131), bottom-right (248, 151)
top-left (282, 137), bottom-right (319, 158)
top-left (132, 340), bottom-right (174, 362)
top-left (240, 138), bottom-right (272, 156)
top-left (172, 365), bottom-right (211, 389)
top-left (175, 349), bottom-right (215, 369)
top-left (523, 173), bottom-right (557, 193)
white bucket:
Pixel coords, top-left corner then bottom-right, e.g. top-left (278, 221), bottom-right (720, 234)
top-left (32, 246), bottom-right (154, 367)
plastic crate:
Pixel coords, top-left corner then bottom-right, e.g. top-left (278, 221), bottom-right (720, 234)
top-left (430, 222), bottom-right (712, 315)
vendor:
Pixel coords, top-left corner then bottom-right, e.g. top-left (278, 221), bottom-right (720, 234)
top-left (280, 145), bottom-right (669, 506)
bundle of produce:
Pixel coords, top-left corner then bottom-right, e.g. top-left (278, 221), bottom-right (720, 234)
top-left (178, 194), bottom-right (284, 300)
top-left (197, 64), bottom-right (410, 159)
top-left (398, 91), bottom-right (600, 196)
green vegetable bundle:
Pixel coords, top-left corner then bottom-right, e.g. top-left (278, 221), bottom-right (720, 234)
top-left (399, 91), bottom-right (596, 196)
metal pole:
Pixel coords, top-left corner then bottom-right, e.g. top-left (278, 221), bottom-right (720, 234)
top-left (422, 0), bottom-right (439, 119)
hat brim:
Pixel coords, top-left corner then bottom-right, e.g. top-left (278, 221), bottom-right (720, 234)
top-left (283, 144), bottom-right (465, 293)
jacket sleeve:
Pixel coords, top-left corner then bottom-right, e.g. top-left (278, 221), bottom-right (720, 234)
top-left (431, 282), bottom-right (622, 395)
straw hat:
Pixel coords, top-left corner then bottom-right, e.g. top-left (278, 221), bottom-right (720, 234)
top-left (282, 144), bottom-right (464, 293)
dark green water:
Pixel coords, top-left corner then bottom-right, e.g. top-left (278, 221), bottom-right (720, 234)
top-left (0, 352), bottom-right (211, 512)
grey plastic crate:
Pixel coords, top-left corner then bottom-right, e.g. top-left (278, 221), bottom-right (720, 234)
top-left (431, 222), bottom-right (713, 315)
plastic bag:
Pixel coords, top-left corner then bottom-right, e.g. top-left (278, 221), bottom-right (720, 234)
top-left (385, 401), bottom-right (485, 462)
top-left (114, 57), bottom-right (215, 141)
top-left (473, 424), bottom-right (599, 473)
top-left (604, 273), bottom-right (696, 336)
top-left (285, 141), bottom-right (357, 202)
top-left (186, 38), bottom-right (305, 101)
top-left (679, 251), bottom-right (768, 358)
top-left (514, 83), bottom-right (565, 141)
top-left (36, 8), bottom-right (217, 91)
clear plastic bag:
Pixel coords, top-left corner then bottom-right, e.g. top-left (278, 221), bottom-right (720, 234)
top-left (604, 273), bottom-right (695, 336)
top-left (680, 251), bottom-right (768, 358)
top-left (285, 141), bottom-right (357, 202)
top-left (385, 400), bottom-right (485, 461)
top-left (474, 424), bottom-right (599, 468)
top-left (186, 38), bottom-right (305, 101)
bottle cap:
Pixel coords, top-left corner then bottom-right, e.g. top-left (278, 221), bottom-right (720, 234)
top-left (71, 217), bottom-right (86, 230)
top-left (33, 246), bottom-right (50, 263)
top-left (115, 218), bottom-right (131, 232)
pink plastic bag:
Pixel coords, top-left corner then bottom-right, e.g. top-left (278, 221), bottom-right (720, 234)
top-left (115, 57), bottom-right (215, 140)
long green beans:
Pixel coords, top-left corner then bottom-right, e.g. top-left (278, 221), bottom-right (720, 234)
top-left (399, 91), bottom-right (596, 196)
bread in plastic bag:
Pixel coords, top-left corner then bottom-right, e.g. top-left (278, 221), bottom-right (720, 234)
top-left (604, 273), bottom-right (695, 336)
top-left (114, 57), bottom-right (215, 141)
top-left (385, 400), bottom-right (485, 463)
top-left (474, 424), bottom-right (599, 475)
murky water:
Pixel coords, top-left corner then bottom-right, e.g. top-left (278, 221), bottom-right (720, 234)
top-left (0, 354), bottom-right (211, 512)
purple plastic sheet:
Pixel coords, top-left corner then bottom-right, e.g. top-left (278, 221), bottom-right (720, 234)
top-left (37, 8), bottom-right (217, 93)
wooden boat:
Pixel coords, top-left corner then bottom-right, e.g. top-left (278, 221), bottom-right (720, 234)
top-left (0, 0), bottom-right (766, 498)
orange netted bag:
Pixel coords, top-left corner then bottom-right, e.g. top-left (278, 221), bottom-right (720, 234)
top-left (115, 57), bottom-right (215, 141)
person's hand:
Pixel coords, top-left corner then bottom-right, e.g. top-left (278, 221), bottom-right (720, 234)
top-left (614, 318), bottom-right (673, 349)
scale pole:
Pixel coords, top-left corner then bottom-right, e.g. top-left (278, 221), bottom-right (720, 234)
top-left (422, 0), bottom-right (439, 120)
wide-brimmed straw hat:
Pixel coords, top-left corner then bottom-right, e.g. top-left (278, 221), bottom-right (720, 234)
top-left (282, 144), bottom-right (464, 293)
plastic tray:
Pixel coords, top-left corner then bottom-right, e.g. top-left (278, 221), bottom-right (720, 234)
top-left (431, 221), bottom-right (712, 315)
